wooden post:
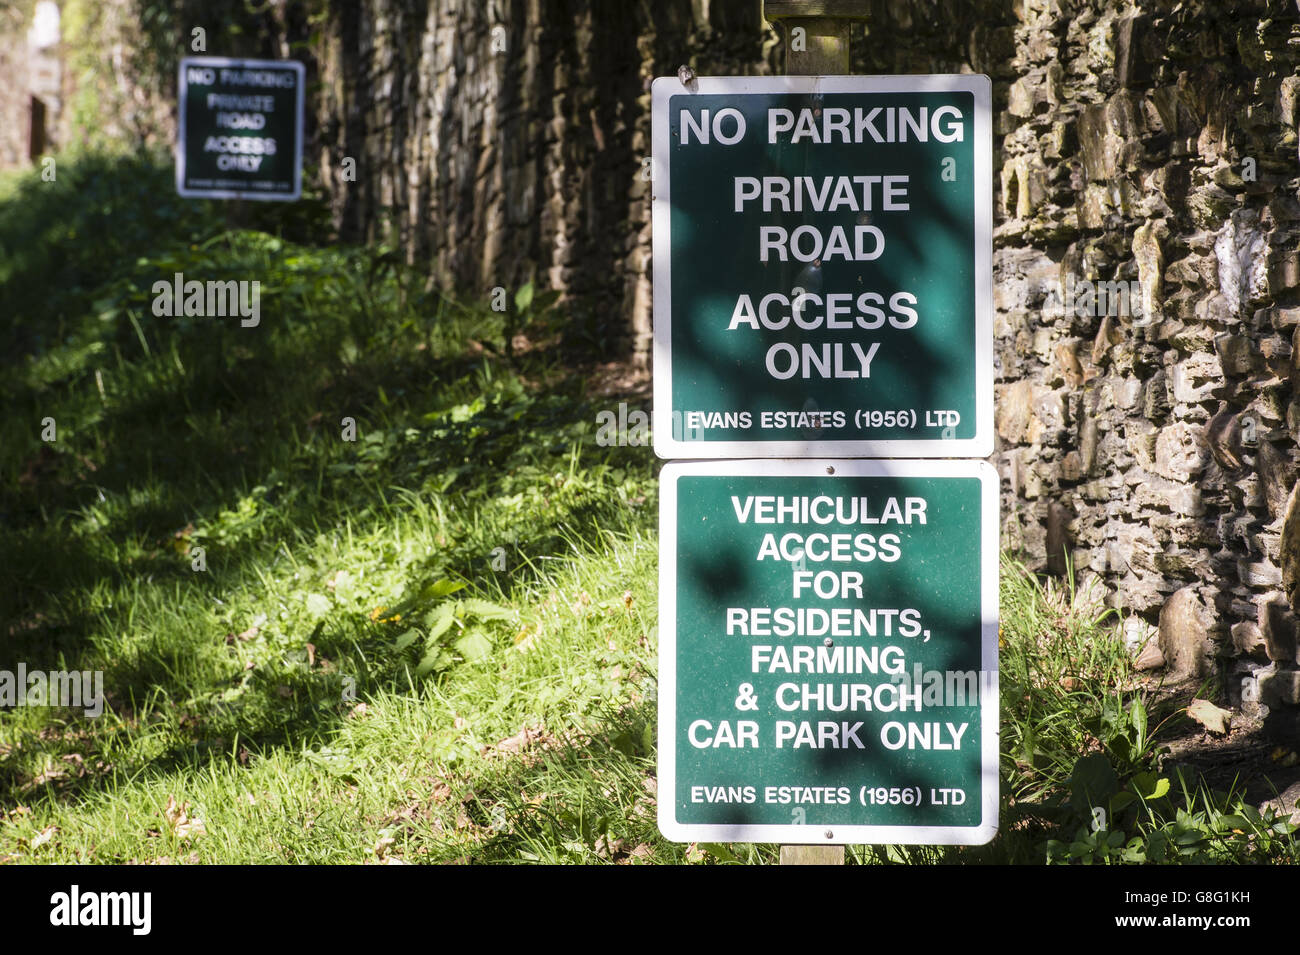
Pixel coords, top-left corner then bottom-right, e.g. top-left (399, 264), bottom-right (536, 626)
top-left (28, 95), bottom-right (46, 162)
top-left (762, 0), bottom-right (869, 868)
top-left (764, 0), bottom-right (869, 75)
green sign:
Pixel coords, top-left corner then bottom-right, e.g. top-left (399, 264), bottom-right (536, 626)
top-left (651, 76), bottom-right (992, 458)
top-left (658, 459), bottom-right (998, 844)
top-left (177, 57), bottom-right (305, 200)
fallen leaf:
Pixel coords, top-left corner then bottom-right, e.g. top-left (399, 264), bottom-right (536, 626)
top-left (163, 796), bottom-right (207, 840)
top-left (484, 724), bottom-right (547, 757)
top-left (595, 833), bottom-right (627, 860)
top-left (1188, 698), bottom-right (1232, 736)
top-left (30, 765), bottom-right (67, 787)
top-left (176, 817), bottom-right (205, 840)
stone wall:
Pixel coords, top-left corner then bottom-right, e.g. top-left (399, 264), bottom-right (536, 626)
top-left (312, 0), bottom-right (778, 365)
top-left (970, 0), bottom-right (1300, 714)
top-left (0, 9), bottom-right (30, 169)
top-left (0, 3), bottom-right (61, 170)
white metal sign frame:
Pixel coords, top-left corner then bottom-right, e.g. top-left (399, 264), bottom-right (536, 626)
top-left (657, 457), bottom-right (999, 845)
top-left (177, 56), bottom-right (305, 201)
top-left (651, 74), bottom-right (993, 459)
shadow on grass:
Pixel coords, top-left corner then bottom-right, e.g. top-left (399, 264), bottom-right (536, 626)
top-left (418, 698), bottom-right (672, 865)
top-left (0, 151), bottom-right (657, 811)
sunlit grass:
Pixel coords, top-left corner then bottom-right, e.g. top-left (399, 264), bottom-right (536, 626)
top-left (2, 153), bottom-right (1295, 865)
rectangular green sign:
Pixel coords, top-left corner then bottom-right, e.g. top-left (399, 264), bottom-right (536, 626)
top-left (177, 56), bottom-right (304, 201)
top-left (651, 75), bottom-right (992, 458)
top-left (657, 459), bottom-right (999, 844)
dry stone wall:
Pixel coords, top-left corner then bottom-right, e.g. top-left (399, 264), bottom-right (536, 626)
top-left (968, 0), bottom-right (1300, 716)
top-left (312, 0), bottom-right (778, 366)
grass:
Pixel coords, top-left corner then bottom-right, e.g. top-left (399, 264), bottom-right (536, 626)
top-left (1, 151), bottom-right (1296, 864)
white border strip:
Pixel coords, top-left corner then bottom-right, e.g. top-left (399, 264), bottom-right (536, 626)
top-left (651, 74), bottom-right (993, 459)
top-left (177, 56), bottom-right (305, 202)
top-left (657, 458), bottom-right (999, 845)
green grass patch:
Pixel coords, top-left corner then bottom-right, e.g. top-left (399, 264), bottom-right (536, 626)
top-left (0, 152), bottom-right (1294, 864)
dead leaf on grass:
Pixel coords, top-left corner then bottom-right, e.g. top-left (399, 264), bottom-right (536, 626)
top-left (163, 795), bottom-right (207, 840)
top-left (29, 765), bottom-right (67, 787)
top-left (373, 833), bottom-right (396, 858)
top-left (595, 833), bottom-right (627, 860)
top-left (483, 724), bottom-right (554, 758)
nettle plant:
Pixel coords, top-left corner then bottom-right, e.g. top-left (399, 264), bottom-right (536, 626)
top-left (392, 579), bottom-right (515, 677)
